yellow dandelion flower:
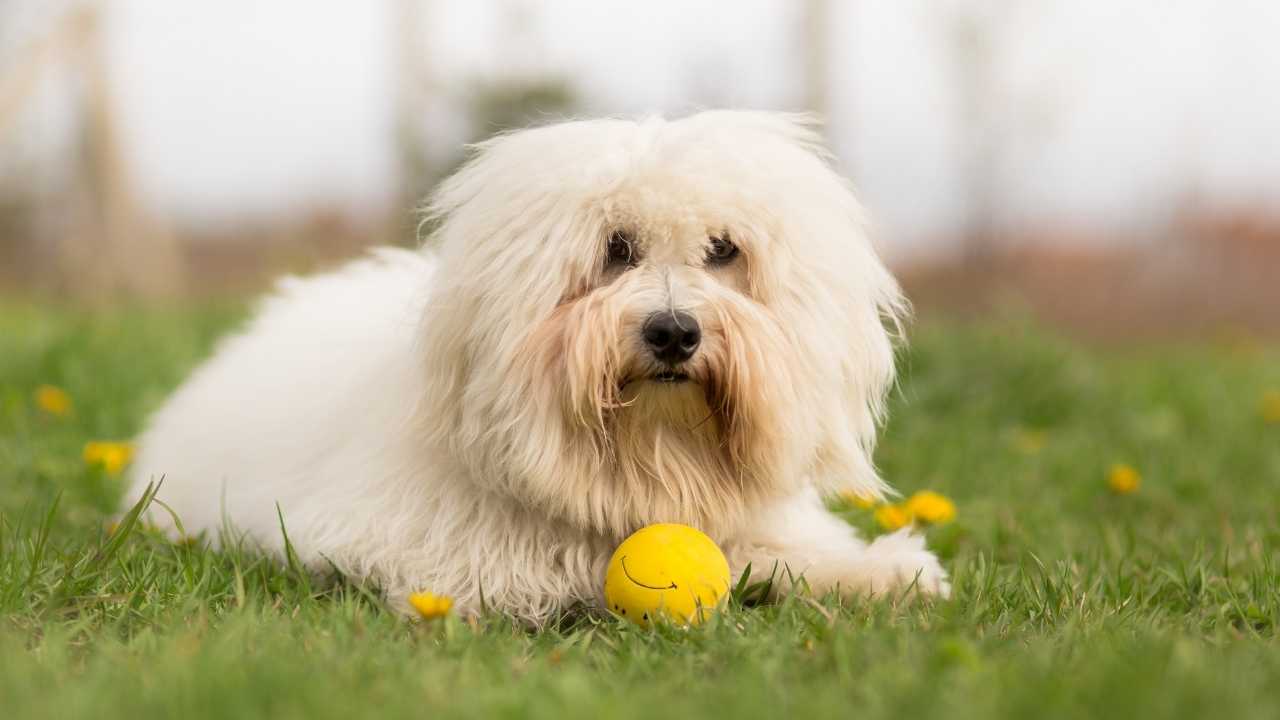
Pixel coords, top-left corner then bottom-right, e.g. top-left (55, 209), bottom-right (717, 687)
top-left (408, 591), bottom-right (453, 619)
top-left (35, 385), bottom-right (73, 417)
top-left (874, 504), bottom-right (912, 531)
top-left (838, 490), bottom-right (878, 509)
top-left (904, 490), bottom-right (957, 525)
top-left (83, 441), bottom-right (134, 476)
top-left (1107, 463), bottom-right (1141, 495)
top-left (1012, 428), bottom-right (1047, 454)
top-left (1262, 391), bottom-right (1280, 425)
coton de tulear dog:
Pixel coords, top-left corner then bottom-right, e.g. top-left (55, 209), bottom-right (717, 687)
top-left (126, 111), bottom-right (948, 622)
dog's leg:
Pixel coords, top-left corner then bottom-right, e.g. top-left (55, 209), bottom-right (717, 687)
top-left (373, 512), bottom-right (615, 624)
top-left (726, 489), bottom-right (949, 600)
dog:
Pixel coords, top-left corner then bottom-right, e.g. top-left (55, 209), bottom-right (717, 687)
top-left (125, 111), bottom-right (948, 622)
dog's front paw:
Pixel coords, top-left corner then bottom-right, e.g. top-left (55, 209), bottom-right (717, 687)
top-left (853, 529), bottom-right (951, 599)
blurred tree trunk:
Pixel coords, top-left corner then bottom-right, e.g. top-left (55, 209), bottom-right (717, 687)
top-left (944, 2), bottom-right (1006, 266)
top-left (71, 3), bottom-right (183, 298)
top-left (394, 0), bottom-right (432, 228)
top-left (1, 4), bottom-right (183, 298)
top-left (802, 0), bottom-right (830, 119)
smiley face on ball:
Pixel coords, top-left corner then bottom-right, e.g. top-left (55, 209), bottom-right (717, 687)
top-left (603, 523), bottom-right (731, 627)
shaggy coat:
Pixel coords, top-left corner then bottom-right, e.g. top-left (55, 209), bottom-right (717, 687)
top-left (126, 111), bottom-right (948, 621)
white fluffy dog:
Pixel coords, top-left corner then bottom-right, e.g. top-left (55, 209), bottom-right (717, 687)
top-left (125, 111), bottom-right (948, 621)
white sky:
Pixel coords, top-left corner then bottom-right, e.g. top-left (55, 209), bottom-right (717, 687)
top-left (5, 0), bottom-right (1280, 256)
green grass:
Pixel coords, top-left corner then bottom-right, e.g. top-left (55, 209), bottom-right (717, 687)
top-left (2, 301), bottom-right (1278, 719)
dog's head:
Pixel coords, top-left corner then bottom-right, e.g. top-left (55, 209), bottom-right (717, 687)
top-left (419, 111), bottom-right (906, 539)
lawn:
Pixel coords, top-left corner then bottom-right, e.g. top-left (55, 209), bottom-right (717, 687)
top-left (1, 300), bottom-right (1278, 719)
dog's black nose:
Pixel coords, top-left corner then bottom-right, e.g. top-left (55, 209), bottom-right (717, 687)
top-left (642, 311), bottom-right (701, 364)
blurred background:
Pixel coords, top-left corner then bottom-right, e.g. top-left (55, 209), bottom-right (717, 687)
top-left (1, 0), bottom-right (1277, 336)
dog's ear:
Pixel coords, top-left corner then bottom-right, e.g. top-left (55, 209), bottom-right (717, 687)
top-left (804, 239), bottom-right (907, 505)
top-left (811, 172), bottom-right (908, 505)
top-left (699, 111), bottom-right (909, 503)
top-left (413, 122), bottom-right (618, 466)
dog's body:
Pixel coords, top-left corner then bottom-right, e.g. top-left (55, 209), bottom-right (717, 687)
top-left (126, 112), bottom-right (947, 621)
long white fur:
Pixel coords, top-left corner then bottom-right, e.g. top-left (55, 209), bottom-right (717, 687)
top-left (125, 111), bottom-right (948, 622)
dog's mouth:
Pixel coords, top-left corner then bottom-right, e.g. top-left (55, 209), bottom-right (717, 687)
top-left (650, 370), bottom-right (690, 384)
top-left (617, 368), bottom-right (696, 392)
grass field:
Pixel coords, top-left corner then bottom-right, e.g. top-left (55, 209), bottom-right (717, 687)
top-left (2, 301), bottom-right (1278, 719)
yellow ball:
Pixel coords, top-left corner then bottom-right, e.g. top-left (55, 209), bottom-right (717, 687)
top-left (603, 523), bottom-right (731, 627)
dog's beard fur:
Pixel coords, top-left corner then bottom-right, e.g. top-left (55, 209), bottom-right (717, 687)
top-left (510, 270), bottom-right (812, 538)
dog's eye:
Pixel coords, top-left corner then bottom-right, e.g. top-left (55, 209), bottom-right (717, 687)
top-left (706, 234), bottom-right (739, 266)
top-left (606, 231), bottom-right (635, 266)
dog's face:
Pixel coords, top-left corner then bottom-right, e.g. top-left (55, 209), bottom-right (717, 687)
top-left (420, 112), bottom-right (905, 539)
